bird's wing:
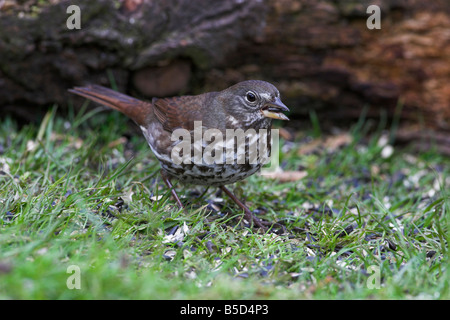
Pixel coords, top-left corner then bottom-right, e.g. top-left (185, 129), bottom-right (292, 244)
top-left (153, 95), bottom-right (209, 132)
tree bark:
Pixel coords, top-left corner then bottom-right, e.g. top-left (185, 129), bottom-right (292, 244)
top-left (210, 0), bottom-right (450, 132)
top-left (0, 0), bottom-right (267, 116)
top-left (1, 0), bottom-right (449, 139)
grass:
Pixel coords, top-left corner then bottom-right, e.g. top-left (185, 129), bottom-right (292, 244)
top-left (0, 107), bottom-right (448, 299)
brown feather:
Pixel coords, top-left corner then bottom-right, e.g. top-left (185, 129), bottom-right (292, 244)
top-left (153, 93), bottom-right (217, 132)
top-left (68, 85), bottom-right (153, 127)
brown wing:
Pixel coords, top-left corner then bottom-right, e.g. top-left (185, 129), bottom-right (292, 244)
top-left (153, 94), bottom-right (212, 132)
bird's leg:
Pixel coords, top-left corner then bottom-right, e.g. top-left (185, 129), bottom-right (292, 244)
top-left (220, 186), bottom-right (266, 230)
top-left (160, 170), bottom-right (184, 209)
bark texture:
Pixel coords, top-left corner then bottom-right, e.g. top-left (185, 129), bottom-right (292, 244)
top-left (1, 0), bottom-right (449, 140)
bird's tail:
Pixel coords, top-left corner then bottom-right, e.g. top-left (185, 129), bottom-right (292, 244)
top-left (69, 85), bottom-right (152, 126)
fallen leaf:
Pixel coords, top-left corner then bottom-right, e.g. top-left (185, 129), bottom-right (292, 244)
top-left (107, 137), bottom-right (128, 148)
top-left (297, 133), bottom-right (353, 155)
top-left (278, 127), bottom-right (294, 141)
top-left (297, 139), bottom-right (321, 155)
top-left (263, 170), bottom-right (307, 182)
top-left (324, 133), bottom-right (353, 152)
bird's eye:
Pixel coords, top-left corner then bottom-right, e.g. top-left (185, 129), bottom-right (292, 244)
top-left (245, 91), bottom-right (257, 103)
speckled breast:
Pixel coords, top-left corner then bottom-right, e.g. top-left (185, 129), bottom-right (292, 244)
top-left (157, 128), bottom-right (273, 186)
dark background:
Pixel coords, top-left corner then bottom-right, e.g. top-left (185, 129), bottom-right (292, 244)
top-left (1, 0), bottom-right (449, 152)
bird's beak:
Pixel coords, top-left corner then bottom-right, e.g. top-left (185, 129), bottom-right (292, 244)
top-left (261, 97), bottom-right (290, 121)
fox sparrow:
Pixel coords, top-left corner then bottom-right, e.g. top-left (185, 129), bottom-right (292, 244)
top-left (69, 80), bottom-right (289, 228)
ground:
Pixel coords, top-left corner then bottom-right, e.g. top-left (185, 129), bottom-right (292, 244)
top-left (0, 107), bottom-right (448, 299)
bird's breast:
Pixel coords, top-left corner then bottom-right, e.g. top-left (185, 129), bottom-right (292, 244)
top-left (153, 127), bottom-right (273, 186)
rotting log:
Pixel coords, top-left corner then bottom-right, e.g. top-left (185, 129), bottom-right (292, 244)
top-left (0, 0), bottom-right (448, 154)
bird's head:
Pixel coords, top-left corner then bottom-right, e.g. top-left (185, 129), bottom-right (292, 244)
top-left (220, 80), bottom-right (290, 129)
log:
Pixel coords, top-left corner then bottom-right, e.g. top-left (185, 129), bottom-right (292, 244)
top-left (0, 0), bottom-right (267, 118)
top-left (0, 0), bottom-right (449, 139)
top-left (210, 0), bottom-right (450, 132)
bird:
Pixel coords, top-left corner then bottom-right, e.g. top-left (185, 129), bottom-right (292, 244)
top-left (69, 80), bottom-right (289, 228)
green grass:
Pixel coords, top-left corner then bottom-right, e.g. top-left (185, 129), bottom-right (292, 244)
top-left (0, 107), bottom-right (448, 299)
